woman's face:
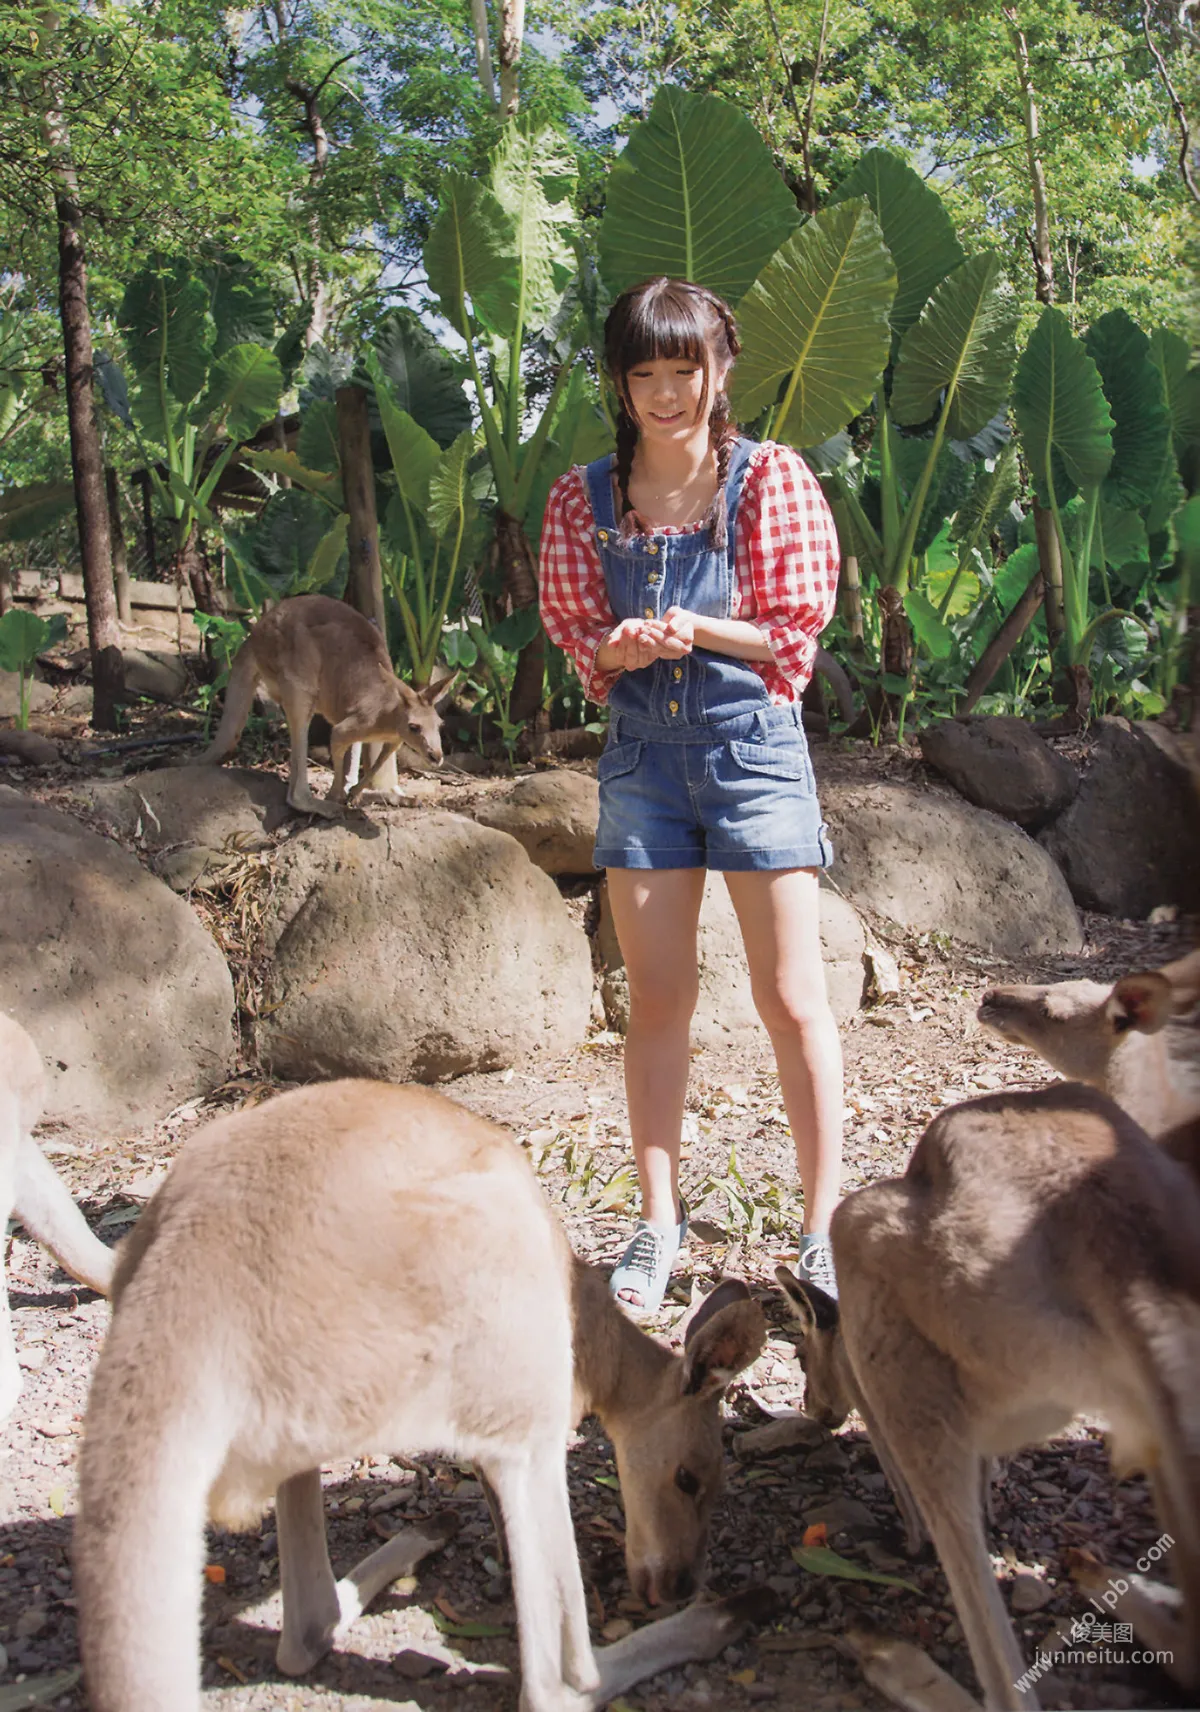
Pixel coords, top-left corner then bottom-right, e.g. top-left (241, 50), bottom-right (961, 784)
top-left (623, 353), bottom-right (729, 445)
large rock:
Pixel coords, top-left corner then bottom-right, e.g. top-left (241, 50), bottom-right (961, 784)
top-left (819, 779), bottom-right (1082, 956)
top-left (257, 812), bottom-right (593, 1081)
top-left (73, 764), bottom-right (289, 860)
top-left (920, 716), bottom-right (1077, 830)
top-left (0, 786), bottom-right (235, 1137)
top-left (0, 670), bottom-right (54, 721)
top-left (597, 874), bottom-right (866, 1043)
top-left (119, 647), bottom-right (191, 703)
top-left (1037, 720), bottom-right (1199, 918)
top-left (473, 771), bottom-right (600, 874)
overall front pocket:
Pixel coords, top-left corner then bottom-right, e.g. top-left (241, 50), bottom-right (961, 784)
top-left (597, 738), bottom-right (645, 783)
top-left (726, 738), bottom-right (813, 789)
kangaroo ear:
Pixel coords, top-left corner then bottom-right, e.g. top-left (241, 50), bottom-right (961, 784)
top-left (774, 1264), bottom-right (840, 1338)
top-left (419, 665), bottom-right (463, 704)
top-left (1109, 972), bottom-right (1174, 1035)
top-left (680, 1285), bottom-right (766, 1399)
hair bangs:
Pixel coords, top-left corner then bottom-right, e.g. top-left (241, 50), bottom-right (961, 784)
top-left (606, 278), bottom-right (710, 382)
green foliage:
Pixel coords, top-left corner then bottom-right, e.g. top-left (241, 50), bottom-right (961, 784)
top-left (0, 608), bottom-right (68, 727)
top-left (828, 147), bottom-right (965, 340)
top-left (891, 255), bottom-right (1018, 439)
top-left (597, 86), bottom-right (800, 305)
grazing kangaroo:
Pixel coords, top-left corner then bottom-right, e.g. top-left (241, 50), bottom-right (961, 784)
top-left (76, 1080), bottom-right (767, 1712)
top-left (193, 594), bottom-right (457, 817)
top-left (978, 945), bottom-right (1200, 1137)
top-left (776, 1082), bottom-right (1200, 1711)
top-left (0, 1014), bottom-right (114, 1419)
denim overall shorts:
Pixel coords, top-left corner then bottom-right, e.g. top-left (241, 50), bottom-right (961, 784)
top-left (587, 439), bottom-right (834, 872)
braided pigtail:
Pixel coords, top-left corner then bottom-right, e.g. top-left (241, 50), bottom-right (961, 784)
top-left (615, 404), bottom-right (639, 539)
top-left (704, 298), bottom-right (742, 549)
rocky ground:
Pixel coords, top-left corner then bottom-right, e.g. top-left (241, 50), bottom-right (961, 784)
top-left (0, 709), bottom-right (1194, 1712)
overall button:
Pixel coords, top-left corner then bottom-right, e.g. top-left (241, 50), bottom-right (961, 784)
top-left (673, 666), bottom-right (683, 680)
top-left (643, 606), bottom-right (655, 619)
top-left (597, 529), bottom-right (609, 543)
top-left (647, 542), bottom-right (659, 554)
top-left (647, 572), bottom-right (660, 585)
top-left (668, 699), bottom-right (679, 714)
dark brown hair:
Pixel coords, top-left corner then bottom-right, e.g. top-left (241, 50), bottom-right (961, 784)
top-left (603, 276), bottom-right (741, 548)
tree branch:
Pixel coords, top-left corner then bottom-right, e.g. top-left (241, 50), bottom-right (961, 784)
top-left (1141, 0), bottom-right (1200, 204)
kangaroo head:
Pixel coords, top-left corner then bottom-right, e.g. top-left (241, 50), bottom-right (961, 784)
top-left (774, 1265), bottom-right (854, 1430)
top-left (389, 665), bottom-right (461, 767)
top-left (977, 976), bottom-right (1174, 1091)
top-left (606, 1280), bottom-right (765, 1607)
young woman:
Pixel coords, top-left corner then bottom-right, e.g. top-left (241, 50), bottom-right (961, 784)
top-left (539, 276), bottom-right (844, 1316)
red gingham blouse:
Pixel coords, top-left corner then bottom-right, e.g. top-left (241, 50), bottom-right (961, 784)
top-left (538, 441), bottom-right (840, 706)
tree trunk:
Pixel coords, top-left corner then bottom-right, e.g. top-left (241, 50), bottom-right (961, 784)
top-left (336, 382), bottom-right (398, 790)
top-left (960, 568), bottom-right (1045, 713)
top-left (106, 466), bottom-right (132, 625)
top-left (1007, 9), bottom-right (1067, 673)
top-left (496, 508), bottom-right (545, 727)
top-left (470, 0), bottom-right (498, 107)
top-left (498, 0), bottom-right (525, 118)
top-left (135, 467), bottom-right (159, 578)
top-left (42, 69), bottom-right (122, 729)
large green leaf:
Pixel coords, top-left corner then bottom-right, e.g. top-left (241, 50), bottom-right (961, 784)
top-left (1083, 310), bottom-right (1170, 509)
top-left (828, 148), bottom-right (964, 338)
top-left (303, 511), bottom-right (349, 593)
top-left (242, 448), bottom-right (342, 504)
top-left (489, 122), bottom-right (578, 340)
top-left (297, 398), bottom-right (341, 474)
top-left (238, 489), bottom-right (340, 593)
top-left (1149, 328), bottom-right (1200, 462)
top-left (732, 199), bottom-right (896, 447)
top-left (427, 429), bottom-right (477, 538)
top-left (424, 171), bottom-right (520, 339)
top-left (371, 309), bottom-right (470, 448)
top-left (205, 254), bottom-right (275, 356)
top-left (197, 342), bottom-right (283, 442)
top-left (0, 479), bottom-right (75, 542)
top-left (891, 254), bottom-right (1017, 438)
top-left (951, 441), bottom-right (1020, 546)
top-left (120, 259), bottom-right (212, 432)
top-left (903, 588), bottom-right (953, 658)
top-left (597, 86), bottom-right (800, 306)
top-left (1092, 498), bottom-right (1148, 574)
top-left (366, 353), bottom-right (442, 513)
top-left (1013, 306), bottom-right (1113, 505)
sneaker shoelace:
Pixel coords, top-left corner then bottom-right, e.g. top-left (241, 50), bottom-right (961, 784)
top-left (800, 1235), bottom-right (837, 1296)
top-left (624, 1224), bottom-right (666, 1280)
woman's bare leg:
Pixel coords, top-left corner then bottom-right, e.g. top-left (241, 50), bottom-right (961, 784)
top-left (723, 868), bottom-right (843, 1235)
top-left (606, 868), bottom-right (706, 1229)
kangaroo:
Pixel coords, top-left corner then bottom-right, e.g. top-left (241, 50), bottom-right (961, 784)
top-left (193, 594), bottom-right (458, 817)
top-left (75, 1079), bottom-right (767, 1712)
top-left (978, 945), bottom-right (1200, 1138)
top-left (775, 1083), bottom-right (1200, 1711)
top-left (0, 1013), bottom-right (114, 1419)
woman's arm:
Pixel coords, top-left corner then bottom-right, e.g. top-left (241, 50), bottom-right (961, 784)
top-left (660, 609), bottom-right (773, 661)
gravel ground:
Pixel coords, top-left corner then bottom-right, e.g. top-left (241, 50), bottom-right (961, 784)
top-left (0, 723), bottom-right (1194, 1712)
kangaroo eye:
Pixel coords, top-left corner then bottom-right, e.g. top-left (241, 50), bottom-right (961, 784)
top-left (408, 720), bottom-right (423, 733)
top-left (674, 1466), bottom-right (700, 1498)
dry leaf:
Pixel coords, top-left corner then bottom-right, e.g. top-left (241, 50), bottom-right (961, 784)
top-left (216, 1656), bottom-right (248, 1684)
top-left (729, 1667), bottom-right (757, 1686)
top-left (47, 1486), bottom-right (67, 1518)
top-left (803, 1522), bottom-right (828, 1548)
top-left (203, 1564), bottom-right (226, 1585)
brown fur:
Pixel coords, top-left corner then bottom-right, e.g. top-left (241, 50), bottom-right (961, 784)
top-left (193, 594), bottom-right (457, 816)
top-left (978, 945), bottom-right (1200, 1138)
top-left (76, 1080), bottom-right (765, 1712)
top-left (777, 1083), bottom-right (1200, 1710)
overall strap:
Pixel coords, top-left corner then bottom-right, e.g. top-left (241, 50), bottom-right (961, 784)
top-left (584, 453), bottom-right (619, 531)
top-left (724, 436), bottom-right (758, 552)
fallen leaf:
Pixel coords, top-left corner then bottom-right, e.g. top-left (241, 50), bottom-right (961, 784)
top-left (729, 1666), bottom-right (757, 1685)
top-left (433, 1593), bottom-right (463, 1623)
top-left (430, 1611), bottom-right (511, 1638)
top-left (216, 1656), bottom-right (248, 1684)
top-left (47, 1486), bottom-right (67, 1518)
top-left (204, 1564), bottom-right (226, 1584)
top-left (791, 1544), bottom-right (920, 1592)
top-left (594, 1473), bottom-right (621, 1491)
top-left (802, 1522), bottom-right (828, 1548)
top-left (0, 1669), bottom-right (83, 1709)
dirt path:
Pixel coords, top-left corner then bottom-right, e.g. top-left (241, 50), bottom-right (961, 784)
top-left (0, 882), bottom-right (1191, 1712)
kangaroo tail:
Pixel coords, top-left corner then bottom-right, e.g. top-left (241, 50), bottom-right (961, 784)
top-left (13, 1137), bottom-right (114, 1296)
top-left (77, 1287), bottom-right (226, 1712)
top-left (193, 637), bottom-right (260, 765)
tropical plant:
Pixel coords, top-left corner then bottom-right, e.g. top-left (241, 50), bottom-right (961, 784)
top-left (97, 254), bottom-right (290, 606)
top-left (0, 607), bottom-right (67, 727)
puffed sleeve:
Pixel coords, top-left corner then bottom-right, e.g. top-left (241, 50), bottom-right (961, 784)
top-left (538, 467), bottom-right (622, 704)
top-left (736, 442), bottom-right (840, 693)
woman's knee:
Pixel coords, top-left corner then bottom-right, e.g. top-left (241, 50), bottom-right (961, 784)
top-left (626, 968), bottom-right (699, 1030)
top-left (751, 981), bottom-right (835, 1040)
